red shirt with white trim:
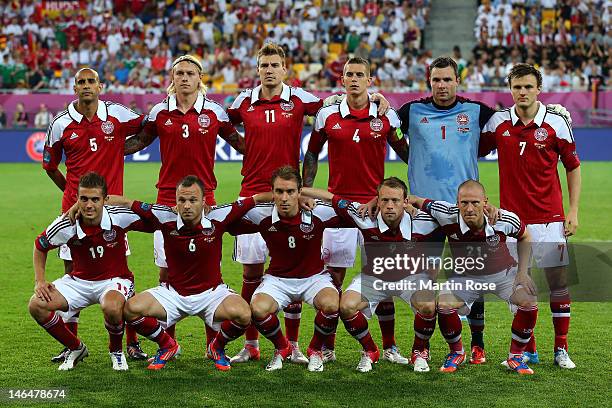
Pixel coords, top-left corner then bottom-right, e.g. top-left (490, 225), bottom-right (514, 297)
top-left (35, 206), bottom-right (152, 281)
top-left (330, 195), bottom-right (440, 242)
top-left (228, 84), bottom-right (322, 196)
top-left (308, 98), bottom-right (403, 203)
top-left (43, 100), bottom-right (144, 212)
top-left (481, 103), bottom-right (580, 224)
top-left (229, 202), bottom-right (342, 278)
top-left (421, 199), bottom-right (525, 274)
top-left (145, 93), bottom-right (237, 206)
top-left (130, 198), bottom-right (255, 296)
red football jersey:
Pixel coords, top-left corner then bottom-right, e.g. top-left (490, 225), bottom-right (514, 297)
top-left (131, 198), bottom-right (255, 296)
top-left (146, 93), bottom-right (237, 206)
top-left (308, 99), bottom-right (402, 203)
top-left (44, 100), bottom-right (144, 212)
top-left (330, 195), bottom-right (440, 242)
top-left (481, 103), bottom-right (580, 224)
top-left (422, 199), bottom-right (525, 274)
top-left (228, 84), bottom-right (322, 196)
top-left (35, 206), bottom-right (152, 281)
top-left (229, 202), bottom-right (342, 278)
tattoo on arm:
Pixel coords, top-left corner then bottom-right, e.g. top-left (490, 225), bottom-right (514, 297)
top-left (125, 130), bottom-right (156, 155)
top-left (302, 151), bottom-right (319, 187)
top-left (222, 131), bottom-right (246, 154)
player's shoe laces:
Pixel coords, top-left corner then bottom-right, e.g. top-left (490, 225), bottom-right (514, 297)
top-left (265, 345), bottom-right (291, 372)
top-left (356, 349), bottom-right (380, 373)
top-left (230, 344), bottom-right (260, 364)
top-left (522, 351), bottom-right (539, 364)
top-left (470, 346), bottom-right (487, 364)
top-left (382, 345), bottom-right (410, 365)
top-left (288, 342), bottom-right (309, 364)
top-left (207, 339), bottom-right (231, 371)
top-left (147, 343), bottom-right (181, 370)
top-left (307, 349), bottom-right (324, 372)
top-left (58, 343), bottom-right (88, 371)
top-left (321, 346), bottom-right (336, 363)
top-left (127, 341), bottom-right (148, 360)
top-left (554, 348), bottom-right (576, 369)
top-left (410, 350), bottom-right (430, 372)
top-left (502, 355), bottom-right (534, 375)
top-left (110, 351), bottom-right (129, 371)
top-left (439, 352), bottom-right (465, 373)
top-left (51, 347), bottom-right (69, 363)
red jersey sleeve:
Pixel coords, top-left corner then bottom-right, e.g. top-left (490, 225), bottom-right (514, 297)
top-left (130, 201), bottom-right (165, 229)
top-left (554, 127), bottom-right (580, 171)
top-left (43, 121), bottom-right (64, 171)
top-left (211, 197), bottom-right (256, 226)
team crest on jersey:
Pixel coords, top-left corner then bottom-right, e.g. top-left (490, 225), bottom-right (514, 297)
top-left (300, 223), bottom-right (314, 233)
top-left (198, 114), bottom-right (211, 128)
top-left (103, 229), bottom-right (117, 242)
top-left (456, 113), bottom-right (470, 126)
top-left (370, 118), bottom-right (383, 132)
top-left (486, 234), bottom-right (500, 247)
top-left (202, 224), bottom-right (216, 236)
top-left (534, 128), bottom-right (548, 141)
top-left (280, 100), bottom-right (294, 112)
top-left (101, 121), bottom-right (114, 134)
top-left (338, 199), bottom-right (350, 209)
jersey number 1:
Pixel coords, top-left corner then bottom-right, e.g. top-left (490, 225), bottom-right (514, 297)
top-left (441, 126), bottom-right (446, 140)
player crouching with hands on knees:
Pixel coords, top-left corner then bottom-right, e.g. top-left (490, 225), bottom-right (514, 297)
top-left (410, 180), bottom-right (539, 374)
top-left (73, 175), bottom-right (270, 371)
top-left (29, 172), bottom-right (153, 371)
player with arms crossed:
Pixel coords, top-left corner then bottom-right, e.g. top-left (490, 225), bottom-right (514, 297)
top-left (302, 177), bottom-right (440, 373)
top-left (125, 55), bottom-right (245, 345)
top-left (480, 64), bottom-right (581, 369)
top-left (29, 173), bottom-right (153, 371)
top-left (411, 180), bottom-right (538, 374)
top-left (108, 176), bottom-right (270, 371)
top-left (43, 67), bottom-right (147, 362)
top-left (303, 57), bottom-right (410, 364)
top-left (229, 167), bottom-right (342, 372)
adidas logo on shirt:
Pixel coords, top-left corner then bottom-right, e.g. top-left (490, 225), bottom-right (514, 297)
top-left (420, 117), bottom-right (429, 124)
top-left (165, 119), bottom-right (173, 126)
top-left (247, 106), bottom-right (255, 112)
top-left (268, 226), bottom-right (277, 232)
top-left (450, 233), bottom-right (458, 239)
top-left (69, 132), bottom-right (79, 139)
top-left (502, 130), bottom-right (511, 137)
top-left (332, 123), bottom-right (341, 130)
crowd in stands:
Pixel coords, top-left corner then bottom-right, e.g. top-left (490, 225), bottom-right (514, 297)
top-left (468, 0), bottom-right (611, 91)
top-left (0, 0), bottom-right (610, 128)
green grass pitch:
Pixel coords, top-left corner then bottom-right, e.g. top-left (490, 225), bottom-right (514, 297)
top-left (1, 162), bottom-right (611, 407)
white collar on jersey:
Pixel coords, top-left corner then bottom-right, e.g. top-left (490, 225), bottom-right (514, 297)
top-left (339, 95), bottom-right (378, 119)
top-left (459, 213), bottom-right (496, 237)
top-left (250, 83), bottom-right (291, 104)
top-left (271, 205), bottom-right (312, 225)
top-left (68, 99), bottom-right (108, 123)
top-left (510, 101), bottom-right (546, 127)
top-left (168, 92), bottom-right (205, 113)
top-left (76, 206), bottom-right (112, 239)
top-left (176, 212), bottom-right (212, 230)
top-left (376, 211), bottom-right (412, 240)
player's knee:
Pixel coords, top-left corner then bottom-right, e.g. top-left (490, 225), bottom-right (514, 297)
top-left (28, 295), bottom-right (48, 320)
top-left (101, 299), bottom-right (125, 324)
top-left (413, 300), bottom-right (436, 316)
top-left (250, 297), bottom-right (272, 319)
top-left (339, 297), bottom-right (358, 319)
top-left (123, 297), bottom-right (141, 320)
top-left (318, 298), bottom-right (339, 315)
top-left (226, 297), bottom-right (252, 325)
